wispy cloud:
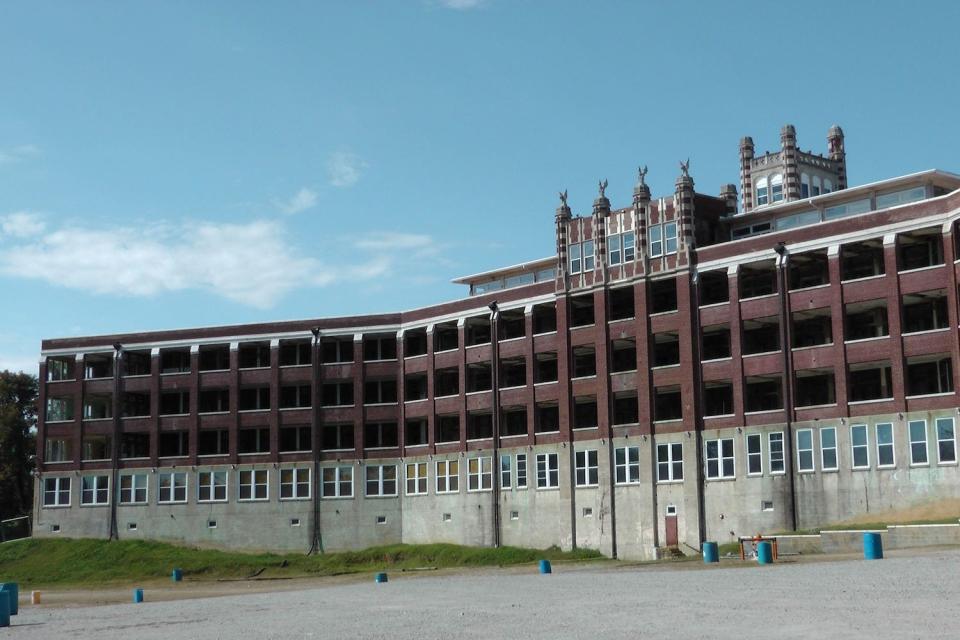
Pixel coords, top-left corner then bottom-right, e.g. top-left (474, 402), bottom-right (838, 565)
top-left (327, 151), bottom-right (368, 188)
top-left (435, 0), bottom-right (486, 9)
top-left (0, 144), bottom-right (40, 165)
top-left (275, 187), bottom-right (318, 214)
top-left (354, 232), bottom-right (435, 252)
top-left (0, 211), bottom-right (46, 238)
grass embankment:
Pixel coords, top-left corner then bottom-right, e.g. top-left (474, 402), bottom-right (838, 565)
top-left (0, 539), bottom-right (602, 588)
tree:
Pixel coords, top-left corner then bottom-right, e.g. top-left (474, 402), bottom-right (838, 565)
top-left (0, 370), bottom-right (37, 522)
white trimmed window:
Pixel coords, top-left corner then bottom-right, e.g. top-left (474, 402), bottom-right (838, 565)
top-left (876, 423), bottom-right (895, 468)
top-left (936, 417), bottom-right (956, 464)
top-left (405, 462), bottom-right (428, 495)
top-left (467, 457), bottom-right (492, 492)
top-left (582, 240), bottom-right (595, 271)
top-left (909, 420), bottom-right (929, 466)
top-left (820, 427), bottom-right (838, 471)
top-left (365, 464), bottom-right (397, 497)
top-left (851, 424), bottom-right (869, 469)
top-left (81, 475), bottom-right (109, 505)
top-left (705, 438), bottom-right (734, 479)
top-left (516, 453), bottom-right (528, 489)
top-left (322, 466), bottom-right (353, 498)
top-left (238, 469), bottom-right (268, 501)
top-left (656, 443), bottom-right (683, 482)
top-left (608, 231), bottom-right (636, 266)
top-left (159, 471), bottom-right (188, 504)
top-left (198, 471), bottom-right (228, 502)
top-left (756, 177), bottom-right (769, 206)
top-left (435, 460), bottom-right (459, 494)
top-left (569, 243), bottom-right (582, 274)
top-left (770, 174), bottom-right (784, 202)
top-left (575, 450), bottom-right (599, 487)
top-left (500, 455), bottom-right (512, 490)
top-left (649, 225), bottom-right (663, 257)
top-left (615, 446), bottom-right (641, 484)
top-left (43, 476), bottom-right (71, 507)
top-left (536, 453), bottom-right (559, 489)
top-left (800, 173), bottom-right (810, 198)
top-left (664, 222), bottom-right (678, 255)
top-left (812, 176), bottom-right (822, 196)
top-left (746, 434), bottom-right (762, 476)
top-left (280, 468), bottom-right (311, 500)
top-left (119, 473), bottom-right (148, 504)
top-left (768, 432), bottom-right (785, 474)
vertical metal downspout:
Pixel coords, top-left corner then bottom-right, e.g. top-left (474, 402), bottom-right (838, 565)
top-left (109, 344), bottom-right (123, 541)
top-left (690, 274), bottom-right (707, 546)
top-left (309, 328), bottom-right (323, 554)
top-left (774, 244), bottom-right (799, 532)
top-left (489, 302), bottom-right (501, 548)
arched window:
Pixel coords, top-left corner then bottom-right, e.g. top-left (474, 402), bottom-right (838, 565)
top-left (823, 179), bottom-right (832, 194)
top-left (800, 173), bottom-right (810, 198)
top-left (812, 176), bottom-right (822, 197)
top-left (770, 174), bottom-right (784, 203)
top-left (756, 177), bottom-right (769, 206)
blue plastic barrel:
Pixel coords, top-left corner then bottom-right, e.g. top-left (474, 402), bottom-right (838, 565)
top-left (0, 591), bottom-right (9, 627)
top-left (172, 568), bottom-right (183, 582)
top-left (539, 559), bottom-right (552, 574)
top-left (863, 532), bottom-right (883, 560)
top-left (133, 588), bottom-right (144, 603)
top-left (757, 541), bottom-right (773, 564)
top-left (702, 541), bottom-right (719, 563)
top-left (375, 572), bottom-right (388, 584)
top-left (0, 583), bottom-right (18, 615)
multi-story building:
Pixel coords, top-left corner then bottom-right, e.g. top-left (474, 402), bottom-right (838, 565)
top-left (34, 125), bottom-right (960, 559)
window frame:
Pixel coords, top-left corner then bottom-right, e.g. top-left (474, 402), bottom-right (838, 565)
top-left (322, 466), bottom-right (354, 499)
top-left (500, 454), bottom-right (512, 490)
top-left (582, 240), bottom-right (595, 271)
top-left (467, 456), bottom-right (493, 493)
top-left (908, 419), bottom-right (929, 466)
top-left (536, 452), bottom-right (560, 489)
top-left (237, 469), bottom-right (269, 502)
top-left (574, 449), bottom-right (599, 487)
top-left (158, 471), bottom-right (189, 504)
top-left (875, 422), bottom-right (896, 468)
top-left (435, 459), bottom-right (460, 494)
top-left (43, 476), bottom-right (71, 507)
top-left (705, 438), bottom-right (735, 480)
top-left (796, 429), bottom-right (815, 473)
top-left (516, 453), bottom-right (528, 489)
top-left (280, 467), bottom-right (312, 500)
top-left (405, 462), bottom-right (428, 496)
top-left (569, 243), bottom-right (582, 274)
top-left (615, 445), bottom-right (641, 485)
top-left (851, 424), bottom-right (870, 469)
top-left (119, 473), bottom-right (148, 505)
top-left (768, 432), bottom-right (785, 474)
top-left (664, 222), bottom-right (678, 255)
top-left (649, 225), bottom-right (663, 258)
top-left (80, 475), bottom-right (110, 506)
top-left (746, 433), bottom-right (763, 476)
top-left (819, 427), bottom-right (838, 471)
top-left (936, 417), bottom-right (957, 464)
top-left (656, 442), bottom-right (683, 483)
top-left (197, 470), bottom-right (229, 503)
top-left (365, 464), bottom-right (398, 497)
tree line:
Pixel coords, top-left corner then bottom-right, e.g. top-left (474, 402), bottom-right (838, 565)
top-left (0, 370), bottom-right (37, 525)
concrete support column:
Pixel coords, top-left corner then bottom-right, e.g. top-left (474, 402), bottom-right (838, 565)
top-left (883, 236), bottom-right (907, 410)
top-left (827, 246), bottom-right (850, 416)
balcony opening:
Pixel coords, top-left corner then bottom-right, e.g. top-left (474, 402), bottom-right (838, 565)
top-left (500, 308), bottom-right (526, 340)
top-left (902, 289), bottom-right (949, 333)
top-left (160, 390), bottom-right (190, 415)
top-left (653, 332), bottom-right (680, 366)
top-left (437, 415), bottom-right (460, 443)
top-left (435, 322), bottom-right (459, 352)
top-left (610, 339), bottom-right (637, 373)
top-left (238, 342), bottom-right (271, 369)
top-left (654, 386), bottom-right (682, 421)
top-left (701, 325), bottom-right (731, 360)
top-left (500, 357), bottom-right (527, 388)
top-left (198, 345), bottom-right (229, 371)
top-left (745, 375), bottom-right (783, 412)
top-left (502, 406), bottom-right (527, 436)
top-left (404, 373), bottom-right (428, 401)
top-left (363, 335), bottom-right (397, 361)
top-left (321, 337), bottom-right (354, 364)
top-left (572, 345), bottom-right (597, 378)
top-left (699, 270), bottom-right (729, 305)
top-left (364, 421), bottom-right (398, 449)
top-left (321, 381), bottom-right (354, 406)
top-left (279, 339), bottom-right (311, 366)
top-left (81, 434), bottom-right (111, 461)
top-left (573, 396), bottom-right (598, 429)
top-left (159, 431), bottom-right (189, 457)
top-left (612, 391), bottom-right (638, 426)
top-left (124, 350), bottom-right (151, 376)
top-left (83, 394), bottom-right (112, 420)
top-left (845, 299), bottom-right (889, 340)
top-left (120, 433), bottom-right (150, 459)
top-left (322, 423), bottom-right (354, 450)
top-left (403, 418), bottom-right (430, 447)
top-left (434, 367), bottom-right (459, 397)
top-left (848, 361), bottom-right (893, 402)
top-left (239, 387), bottom-right (270, 411)
top-left (608, 286), bottom-right (635, 321)
top-left (46, 356), bottom-right (74, 381)
top-left (465, 316), bottom-right (492, 346)
top-left (467, 412), bottom-right (493, 439)
top-left (703, 381), bottom-right (734, 416)
top-left (650, 278), bottom-right (678, 313)
top-left (792, 307), bottom-right (833, 348)
top-left (404, 328), bottom-right (428, 357)
top-left (280, 384), bottom-right (312, 409)
top-left (795, 368), bottom-right (836, 407)
top-left (841, 239), bottom-right (885, 281)
top-left (466, 362), bottom-right (492, 392)
top-left (46, 396), bottom-right (74, 422)
top-left (570, 295), bottom-right (595, 327)
top-left (906, 354), bottom-right (953, 396)
top-left (789, 249), bottom-right (829, 290)
top-left (364, 379), bottom-right (397, 405)
top-left (279, 425), bottom-right (312, 452)
top-left (535, 402), bottom-right (559, 433)
top-left (534, 352), bottom-right (559, 383)
top-left (198, 389), bottom-right (229, 413)
top-left (898, 227), bottom-right (944, 271)
top-left (198, 429), bottom-right (229, 456)
top-left (122, 392), bottom-right (150, 417)
top-left (84, 353), bottom-right (113, 379)
top-left (742, 316), bottom-right (780, 354)
top-left (532, 302), bottom-right (557, 334)
top-left (739, 260), bottom-right (778, 299)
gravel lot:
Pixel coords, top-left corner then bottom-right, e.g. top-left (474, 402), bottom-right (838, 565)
top-left (5, 549), bottom-right (960, 639)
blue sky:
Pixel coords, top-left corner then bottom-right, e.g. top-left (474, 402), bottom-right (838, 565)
top-left (1, 0), bottom-right (959, 373)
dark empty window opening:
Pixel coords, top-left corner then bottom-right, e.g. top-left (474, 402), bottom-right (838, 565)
top-left (535, 352), bottom-right (559, 382)
top-left (612, 392), bottom-right (638, 425)
top-left (792, 308), bottom-right (833, 348)
top-left (239, 342), bottom-right (271, 369)
top-left (699, 270), bottom-right (729, 306)
top-left (85, 353), bottom-right (113, 379)
top-left (572, 345), bottom-right (596, 378)
top-left (701, 325), bottom-right (731, 360)
top-left (848, 361), bottom-right (894, 402)
top-left (124, 350), bottom-right (151, 376)
top-left (83, 394), bottom-right (112, 419)
top-left (570, 295), bottom-right (596, 327)
top-left (739, 260), bottom-right (778, 299)
top-left (159, 431), bottom-right (189, 457)
top-left (323, 423), bottom-right (355, 450)
top-left (435, 322), bottom-right (459, 352)
top-left (404, 328), bottom-right (428, 357)
top-left (906, 355), bottom-right (953, 396)
top-left (120, 433), bottom-right (150, 458)
top-left (610, 339), bottom-right (637, 373)
top-left (789, 250), bottom-right (829, 290)
top-left (364, 379), bottom-right (397, 405)
top-left (845, 299), bottom-right (889, 341)
top-left (650, 279), bottom-right (678, 313)
top-left (573, 396), bottom-right (598, 429)
top-left (795, 369), bottom-right (836, 407)
top-left (404, 373), bottom-right (428, 401)
top-left (238, 427), bottom-right (270, 454)
top-left (609, 287), bottom-right (635, 321)
top-left (535, 403), bottom-right (559, 433)
top-left (898, 228), bottom-right (944, 271)
top-left (162, 348), bottom-right (192, 374)
top-left (280, 384), bottom-right (312, 409)
top-left (321, 338), bottom-right (353, 363)
top-left (434, 367), bottom-right (459, 397)
top-left (123, 392), bottom-right (150, 417)
top-left (160, 390), bottom-right (190, 415)
top-left (465, 317), bottom-right (492, 346)
top-left (467, 412), bottom-right (493, 440)
top-left (198, 429), bottom-right (229, 456)
top-left (745, 376), bottom-right (783, 412)
top-left (279, 340), bottom-right (311, 366)
top-left (703, 381), bottom-right (734, 416)
top-left (742, 316), bottom-right (780, 355)
top-left (364, 336), bottom-right (397, 361)
top-left (654, 387), bottom-right (682, 422)
top-left (902, 290), bottom-right (949, 333)
top-left (198, 389), bottom-right (229, 413)
top-left (653, 332), bottom-right (680, 367)
top-left (500, 309), bottom-right (526, 341)
top-left (532, 303), bottom-right (557, 334)
top-left (437, 415), bottom-right (460, 443)
top-left (239, 387), bottom-right (270, 411)
top-left (466, 363), bottom-right (492, 392)
top-left (198, 345), bottom-right (229, 371)
top-left (321, 381), bottom-right (354, 406)
top-left (279, 425), bottom-right (312, 452)
top-left (364, 422), bottom-right (398, 449)
top-left (500, 357), bottom-right (527, 388)
top-left (502, 407), bottom-right (527, 436)
top-left (841, 239), bottom-right (885, 281)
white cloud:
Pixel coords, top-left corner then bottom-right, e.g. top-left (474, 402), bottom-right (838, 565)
top-left (435, 0), bottom-right (486, 9)
top-left (327, 151), bottom-right (368, 188)
top-left (275, 187), bottom-right (318, 215)
top-left (0, 144), bottom-right (40, 165)
top-left (354, 232), bottom-right (435, 251)
top-left (0, 211), bottom-right (46, 238)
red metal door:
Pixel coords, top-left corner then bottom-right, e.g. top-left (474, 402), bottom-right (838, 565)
top-left (665, 514), bottom-right (678, 546)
